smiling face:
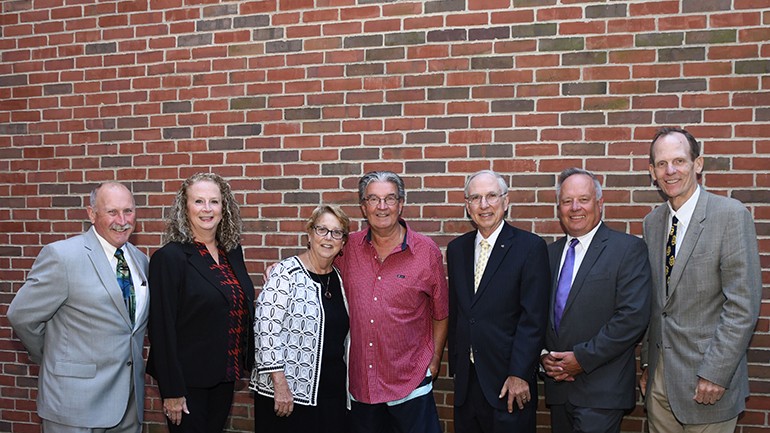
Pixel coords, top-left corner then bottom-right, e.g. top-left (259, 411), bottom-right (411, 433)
top-left (557, 173), bottom-right (603, 238)
top-left (185, 179), bottom-right (223, 240)
top-left (308, 212), bottom-right (346, 266)
top-left (465, 172), bottom-right (509, 238)
top-left (88, 183), bottom-right (136, 248)
top-left (360, 180), bottom-right (403, 233)
top-left (649, 132), bottom-right (703, 211)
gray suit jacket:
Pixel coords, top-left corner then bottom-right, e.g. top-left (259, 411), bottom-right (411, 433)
top-left (544, 223), bottom-right (651, 410)
top-left (641, 188), bottom-right (761, 424)
top-left (8, 227), bottom-right (149, 428)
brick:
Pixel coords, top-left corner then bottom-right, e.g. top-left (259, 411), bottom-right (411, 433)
top-left (658, 79), bottom-right (707, 93)
top-left (468, 26), bottom-right (510, 41)
top-left (735, 60), bottom-right (770, 75)
top-left (586, 3), bottom-right (627, 18)
top-left (563, 51), bottom-right (607, 66)
top-left (346, 63), bottom-right (384, 76)
top-left (178, 33), bottom-right (213, 47)
top-left (266, 39), bottom-right (302, 53)
top-left (683, 0), bottom-right (731, 12)
top-left (561, 112), bottom-right (606, 126)
top-left (253, 27), bottom-right (283, 41)
top-left (469, 145), bottom-right (512, 158)
top-left (658, 47), bottom-right (705, 62)
top-left (428, 87), bottom-right (469, 101)
top-left (344, 34), bottom-right (383, 48)
top-left (563, 82), bottom-right (607, 95)
top-left (427, 29), bottom-right (467, 42)
top-left (635, 32), bottom-right (684, 47)
top-left (362, 104), bottom-right (401, 118)
top-left (511, 23), bottom-right (557, 38)
top-left (162, 101), bottom-right (192, 113)
top-left (539, 37), bottom-right (584, 52)
top-left (385, 31), bottom-right (425, 46)
top-left (196, 18), bottom-right (232, 31)
top-left (234, 14), bottom-right (270, 28)
top-left (470, 56), bottom-right (513, 70)
top-left (654, 110), bottom-right (702, 124)
top-left (366, 47), bottom-right (404, 61)
top-left (686, 29), bottom-right (736, 44)
top-left (227, 124), bottom-right (262, 136)
top-left (85, 42), bottom-right (117, 54)
top-left (425, 0), bottom-right (465, 13)
top-left (427, 117), bottom-right (469, 130)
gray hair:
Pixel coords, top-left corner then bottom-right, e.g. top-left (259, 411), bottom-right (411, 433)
top-left (89, 182), bottom-right (134, 209)
top-left (358, 171), bottom-right (405, 202)
top-left (464, 170), bottom-right (508, 197)
top-left (556, 168), bottom-right (602, 202)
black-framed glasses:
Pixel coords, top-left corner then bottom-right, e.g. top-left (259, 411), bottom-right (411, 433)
top-left (465, 192), bottom-right (506, 206)
top-left (313, 225), bottom-right (346, 240)
top-left (363, 195), bottom-right (400, 207)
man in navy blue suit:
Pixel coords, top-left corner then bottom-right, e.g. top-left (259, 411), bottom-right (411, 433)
top-left (447, 170), bottom-right (550, 433)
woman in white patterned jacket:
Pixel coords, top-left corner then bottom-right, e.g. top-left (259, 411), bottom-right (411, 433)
top-left (251, 205), bottom-right (351, 433)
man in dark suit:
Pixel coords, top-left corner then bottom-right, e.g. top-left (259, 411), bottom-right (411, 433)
top-left (541, 168), bottom-right (651, 433)
top-left (8, 182), bottom-right (149, 433)
top-left (640, 127), bottom-right (761, 433)
top-left (447, 169), bottom-right (550, 433)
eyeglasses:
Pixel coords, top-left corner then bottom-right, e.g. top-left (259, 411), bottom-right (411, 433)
top-left (465, 192), bottom-right (506, 206)
top-left (363, 195), bottom-right (400, 207)
top-left (312, 225), bottom-right (346, 240)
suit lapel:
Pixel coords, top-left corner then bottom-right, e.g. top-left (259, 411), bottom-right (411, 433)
top-left (188, 245), bottom-right (231, 303)
top-left (459, 233), bottom-right (476, 304)
top-left (548, 237), bottom-right (567, 328)
top-left (563, 224), bottom-right (608, 317)
top-left (473, 223), bottom-right (515, 303)
top-left (667, 189), bottom-right (708, 298)
top-left (84, 228), bottom-right (133, 327)
top-left (647, 205), bottom-right (669, 305)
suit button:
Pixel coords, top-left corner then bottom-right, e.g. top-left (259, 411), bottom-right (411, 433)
top-left (662, 312), bottom-right (667, 318)
top-left (469, 319), bottom-right (475, 324)
top-left (126, 361), bottom-right (133, 367)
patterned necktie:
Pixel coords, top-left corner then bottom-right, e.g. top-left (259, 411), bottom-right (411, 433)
top-left (115, 248), bottom-right (136, 326)
top-left (554, 238), bottom-right (579, 333)
top-left (474, 239), bottom-right (491, 292)
top-left (665, 215), bottom-right (678, 296)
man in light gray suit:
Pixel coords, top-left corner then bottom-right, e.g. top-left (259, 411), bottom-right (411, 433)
top-left (639, 127), bottom-right (762, 433)
top-left (8, 182), bottom-right (149, 433)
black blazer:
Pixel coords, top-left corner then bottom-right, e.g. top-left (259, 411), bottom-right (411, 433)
top-left (147, 242), bottom-right (255, 398)
top-left (544, 223), bottom-right (651, 409)
top-left (447, 222), bottom-right (550, 410)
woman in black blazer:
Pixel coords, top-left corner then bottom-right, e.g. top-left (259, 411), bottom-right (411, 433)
top-left (147, 172), bottom-right (254, 433)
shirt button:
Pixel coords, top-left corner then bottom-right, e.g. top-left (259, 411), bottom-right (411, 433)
top-left (369, 342), bottom-right (373, 346)
top-left (370, 319), bottom-right (374, 323)
top-left (374, 297), bottom-right (378, 301)
top-left (377, 276), bottom-right (382, 280)
top-left (369, 365), bottom-right (373, 369)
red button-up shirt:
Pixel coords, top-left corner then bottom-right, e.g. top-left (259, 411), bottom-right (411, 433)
top-left (336, 221), bottom-right (449, 404)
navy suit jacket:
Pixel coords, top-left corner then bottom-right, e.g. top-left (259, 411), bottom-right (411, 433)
top-left (147, 242), bottom-right (255, 398)
top-left (544, 223), bottom-right (651, 409)
top-left (448, 222), bottom-right (550, 410)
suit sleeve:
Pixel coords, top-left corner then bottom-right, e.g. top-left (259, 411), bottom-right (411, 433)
top-left (508, 237), bottom-right (550, 379)
top-left (697, 206), bottom-right (761, 386)
top-left (573, 237), bottom-right (652, 374)
top-left (147, 245), bottom-right (188, 398)
top-left (7, 244), bottom-right (69, 364)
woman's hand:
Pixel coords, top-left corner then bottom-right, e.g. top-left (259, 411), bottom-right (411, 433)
top-left (271, 371), bottom-right (294, 417)
top-left (163, 396), bottom-right (189, 425)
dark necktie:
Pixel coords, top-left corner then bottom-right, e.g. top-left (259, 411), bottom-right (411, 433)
top-left (554, 238), bottom-right (579, 333)
top-left (665, 215), bottom-right (678, 296)
top-left (115, 248), bottom-right (136, 326)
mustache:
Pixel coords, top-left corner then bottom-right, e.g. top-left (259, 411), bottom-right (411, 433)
top-left (110, 223), bottom-right (133, 232)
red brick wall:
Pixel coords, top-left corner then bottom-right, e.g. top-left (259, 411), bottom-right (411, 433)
top-left (1, 0), bottom-right (768, 432)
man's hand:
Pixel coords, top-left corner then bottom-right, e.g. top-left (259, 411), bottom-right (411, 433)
top-left (498, 376), bottom-right (531, 413)
top-left (693, 377), bottom-right (725, 405)
top-left (541, 351), bottom-right (581, 382)
top-left (639, 367), bottom-right (649, 398)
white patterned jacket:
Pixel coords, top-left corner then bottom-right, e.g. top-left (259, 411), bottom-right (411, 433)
top-left (249, 255), bottom-right (350, 406)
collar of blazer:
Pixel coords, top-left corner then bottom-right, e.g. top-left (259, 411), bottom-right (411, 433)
top-left (472, 222), bottom-right (517, 303)
top-left (665, 189), bottom-right (709, 299)
top-left (83, 227), bottom-right (136, 327)
top-left (178, 242), bottom-right (254, 305)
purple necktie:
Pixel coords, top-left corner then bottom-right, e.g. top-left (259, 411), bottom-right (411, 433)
top-left (554, 238), bottom-right (579, 333)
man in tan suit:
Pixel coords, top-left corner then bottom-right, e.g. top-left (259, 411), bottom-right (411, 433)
top-left (640, 127), bottom-right (761, 433)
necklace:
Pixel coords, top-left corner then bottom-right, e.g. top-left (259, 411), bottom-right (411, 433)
top-left (314, 272), bottom-right (332, 299)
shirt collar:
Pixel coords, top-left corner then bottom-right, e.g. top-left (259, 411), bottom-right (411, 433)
top-left (475, 219), bottom-right (505, 248)
top-left (92, 226), bottom-right (121, 259)
top-left (365, 219), bottom-right (411, 254)
top-left (667, 186), bottom-right (700, 226)
top-left (566, 220), bottom-right (602, 249)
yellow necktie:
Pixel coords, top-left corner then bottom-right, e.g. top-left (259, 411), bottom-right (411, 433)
top-left (474, 239), bottom-right (491, 292)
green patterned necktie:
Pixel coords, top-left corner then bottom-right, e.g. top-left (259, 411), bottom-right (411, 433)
top-left (115, 248), bottom-right (136, 326)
